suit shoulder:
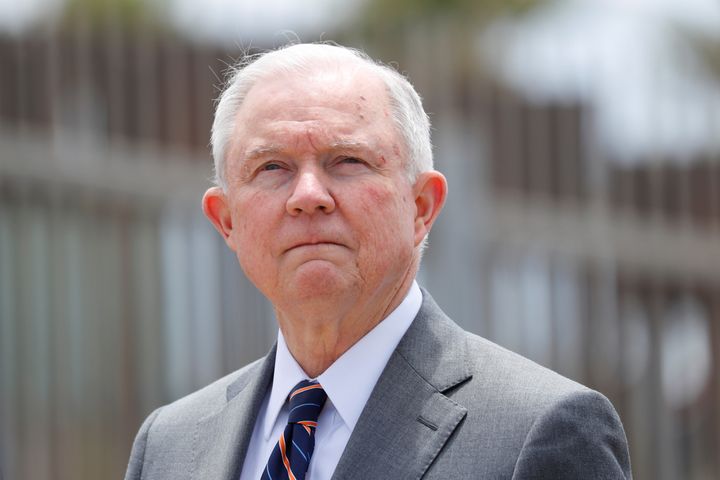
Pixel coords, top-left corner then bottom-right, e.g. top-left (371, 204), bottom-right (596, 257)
top-left (152, 356), bottom-right (266, 428)
top-left (461, 330), bottom-right (591, 406)
top-left (413, 289), bottom-right (590, 404)
top-left (411, 290), bottom-right (631, 477)
top-left (450, 332), bottom-right (632, 478)
top-left (124, 356), bottom-right (271, 479)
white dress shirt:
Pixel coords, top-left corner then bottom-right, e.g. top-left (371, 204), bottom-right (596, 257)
top-left (238, 281), bottom-right (422, 480)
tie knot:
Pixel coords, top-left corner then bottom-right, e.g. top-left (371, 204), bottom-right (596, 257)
top-left (287, 380), bottom-right (327, 425)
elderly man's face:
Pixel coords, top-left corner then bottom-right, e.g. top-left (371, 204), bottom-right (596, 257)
top-left (205, 67), bottom-right (431, 313)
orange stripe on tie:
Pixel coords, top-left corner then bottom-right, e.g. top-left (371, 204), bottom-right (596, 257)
top-left (297, 420), bottom-right (317, 435)
top-left (279, 433), bottom-right (297, 480)
top-left (289, 384), bottom-right (323, 398)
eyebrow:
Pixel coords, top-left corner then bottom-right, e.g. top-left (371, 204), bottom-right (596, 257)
top-left (244, 140), bottom-right (371, 160)
top-left (245, 145), bottom-right (282, 160)
top-left (328, 140), bottom-right (369, 152)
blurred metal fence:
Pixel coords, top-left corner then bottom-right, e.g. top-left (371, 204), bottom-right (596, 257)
top-left (1, 19), bottom-right (720, 480)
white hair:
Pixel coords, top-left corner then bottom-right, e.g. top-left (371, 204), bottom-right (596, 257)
top-left (210, 43), bottom-right (433, 189)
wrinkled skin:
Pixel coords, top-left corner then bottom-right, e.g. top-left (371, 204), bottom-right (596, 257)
top-left (203, 64), bottom-right (447, 376)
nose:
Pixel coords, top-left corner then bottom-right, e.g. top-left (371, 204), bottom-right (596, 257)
top-left (286, 170), bottom-right (336, 215)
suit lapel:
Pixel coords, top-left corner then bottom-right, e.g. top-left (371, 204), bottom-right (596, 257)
top-left (192, 345), bottom-right (276, 480)
top-left (331, 290), bottom-right (471, 480)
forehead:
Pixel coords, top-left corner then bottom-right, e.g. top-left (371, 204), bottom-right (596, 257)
top-left (230, 66), bottom-right (399, 154)
top-left (246, 62), bottom-right (389, 110)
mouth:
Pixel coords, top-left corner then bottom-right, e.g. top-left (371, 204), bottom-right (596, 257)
top-left (284, 241), bottom-right (345, 254)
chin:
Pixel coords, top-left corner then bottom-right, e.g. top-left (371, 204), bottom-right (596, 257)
top-left (288, 261), bottom-right (355, 300)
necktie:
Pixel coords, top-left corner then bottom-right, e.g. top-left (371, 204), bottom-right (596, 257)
top-left (261, 380), bottom-right (328, 480)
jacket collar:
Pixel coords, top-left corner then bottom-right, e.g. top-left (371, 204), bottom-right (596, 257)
top-left (191, 344), bottom-right (277, 480)
top-left (331, 288), bottom-right (471, 480)
top-left (190, 288), bottom-right (470, 480)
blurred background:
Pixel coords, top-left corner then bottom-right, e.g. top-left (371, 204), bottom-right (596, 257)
top-left (2, 0), bottom-right (720, 478)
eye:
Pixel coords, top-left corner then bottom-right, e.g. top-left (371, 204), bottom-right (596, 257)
top-left (338, 156), bottom-right (365, 165)
top-left (259, 162), bottom-right (284, 172)
top-left (251, 161), bottom-right (289, 181)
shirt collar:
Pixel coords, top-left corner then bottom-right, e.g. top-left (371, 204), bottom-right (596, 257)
top-left (263, 281), bottom-right (422, 440)
top-left (263, 332), bottom-right (309, 440)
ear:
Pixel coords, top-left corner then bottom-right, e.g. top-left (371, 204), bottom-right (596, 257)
top-left (202, 187), bottom-right (235, 247)
top-left (412, 170), bottom-right (448, 247)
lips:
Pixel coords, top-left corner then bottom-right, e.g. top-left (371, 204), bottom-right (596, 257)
top-left (283, 239), bottom-right (345, 254)
top-left (286, 241), bottom-right (343, 251)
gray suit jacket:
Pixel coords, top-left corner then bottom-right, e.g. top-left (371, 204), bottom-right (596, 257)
top-left (125, 290), bottom-right (632, 479)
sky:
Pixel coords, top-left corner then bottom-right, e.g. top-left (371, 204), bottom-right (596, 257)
top-left (165, 0), bottom-right (364, 46)
top-left (0, 0), bottom-right (64, 34)
top-left (0, 0), bottom-right (362, 42)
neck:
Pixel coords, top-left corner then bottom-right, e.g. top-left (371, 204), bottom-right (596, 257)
top-left (276, 270), bottom-right (416, 378)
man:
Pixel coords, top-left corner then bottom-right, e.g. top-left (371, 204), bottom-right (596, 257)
top-left (125, 43), bottom-right (632, 479)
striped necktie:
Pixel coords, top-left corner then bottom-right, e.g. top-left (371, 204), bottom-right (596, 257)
top-left (261, 380), bottom-right (328, 480)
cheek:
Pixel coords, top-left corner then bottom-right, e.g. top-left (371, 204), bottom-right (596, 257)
top-left (232, 216), bottom-right (280, 293)
top-left (229, 195), bottom-right (275, 263)
top-left (355, 186), bottom-right (391, 221)
top-left (355, 185), bottom-right (415, 248)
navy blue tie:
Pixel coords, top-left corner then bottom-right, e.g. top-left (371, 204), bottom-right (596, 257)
top-left (261, 380), bottom-right (328, 480)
